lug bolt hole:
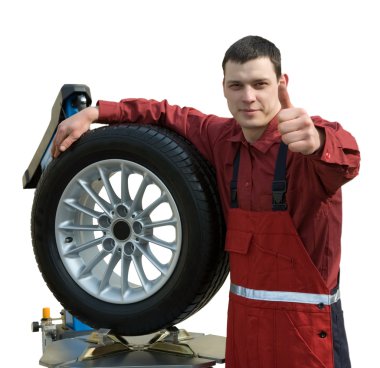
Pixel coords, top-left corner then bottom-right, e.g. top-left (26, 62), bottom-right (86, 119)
top-left (133, 222), bottom-right (143, 234)
top-left (116, 205), bottom-right (128, 217)
top-left (98, 215), bottom-right (111, 228)
top-left (102, 238), bottom-right (115, 252)
top-left (124, 242), bottom-right (135, 256)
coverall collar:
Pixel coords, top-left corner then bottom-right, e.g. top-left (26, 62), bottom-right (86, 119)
top-left (227, 115), bottom-right (281, 153)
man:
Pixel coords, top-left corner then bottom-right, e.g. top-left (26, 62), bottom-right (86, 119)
top-left (52, 36), bottom-right (359, 367)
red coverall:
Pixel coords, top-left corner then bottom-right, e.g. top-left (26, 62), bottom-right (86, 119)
top-left (97, 98), bottom-right (360, 367)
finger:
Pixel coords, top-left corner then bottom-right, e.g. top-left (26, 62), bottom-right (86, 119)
top-left (287, 141), bottom-right (307, 153)
top-left (52, 144), bottom-right (60, 159)
top-left (277, 115), bottom-right (307, 135)
top-left (287, 140), bottom-right (314, 154)
top-left (56, 135), bottom-right (77, 155)
top-left (278, 81), bottom-right (293, 109)
top-left (51, 136), bottom-right (60, 158)
top-left (281, 130), bottom-right (309, 145)
top-left (52, 140), bottom-right (64, 159)
top-left (51, 126), bottom-right (67, 158)
top-left (51, 140), bottom-right (57, 157)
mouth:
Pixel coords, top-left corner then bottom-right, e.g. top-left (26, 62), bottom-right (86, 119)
top-left (239, 108), bottom-right (260, 116)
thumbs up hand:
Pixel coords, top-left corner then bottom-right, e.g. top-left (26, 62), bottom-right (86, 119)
top-left (277, 80), bottom-right (325, 155)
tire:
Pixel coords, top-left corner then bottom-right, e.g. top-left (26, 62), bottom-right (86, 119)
top-left (31, 124), bottom-right (228, 335)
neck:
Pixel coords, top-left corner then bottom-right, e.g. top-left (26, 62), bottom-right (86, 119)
top-left (242, 107), bottom-right (280, 144)
top-left (242, 125), bottom-right (268, 144)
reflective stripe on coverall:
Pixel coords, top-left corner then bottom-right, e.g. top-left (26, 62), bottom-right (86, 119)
top-left (225, 142), bottom-right (351, 368)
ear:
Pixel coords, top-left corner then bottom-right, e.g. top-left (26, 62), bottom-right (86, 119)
top-left (279, 74), bottom-right (289, 86)
top-left (222, 78), bottom-right (227, 98)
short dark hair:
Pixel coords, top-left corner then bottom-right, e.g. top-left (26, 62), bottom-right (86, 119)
top-left (222, 36), bottom-right (281, 79)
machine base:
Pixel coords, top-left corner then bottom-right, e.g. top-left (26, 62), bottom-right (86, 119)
top-left (39, 330), bottom-right (226, 368)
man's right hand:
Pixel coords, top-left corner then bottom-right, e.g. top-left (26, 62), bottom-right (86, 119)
top-left (51, 106), bottom-right (99, 158)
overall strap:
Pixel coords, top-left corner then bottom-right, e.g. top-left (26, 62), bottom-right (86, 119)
top-left (272, 142), bottom-right (288, 211)
top-left (230, 148), bottom-right (241, 208)
top-left (229, 142), bottom-right (288, 210)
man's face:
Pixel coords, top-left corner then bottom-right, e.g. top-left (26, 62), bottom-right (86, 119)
top-left (223, 57), bottom-right (282, 141)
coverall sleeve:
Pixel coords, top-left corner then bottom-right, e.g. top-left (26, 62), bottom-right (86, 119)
top-left (308, 116), bottom-right (360, 194)
top-left (97, 98), bottom-right (226, 166)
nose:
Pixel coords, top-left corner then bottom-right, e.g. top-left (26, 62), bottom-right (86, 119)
top-left (242, 86), bottom-right (256, 103)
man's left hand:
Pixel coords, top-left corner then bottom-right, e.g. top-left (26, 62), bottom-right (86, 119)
top-left (277, 81), bottom-right (325, 155)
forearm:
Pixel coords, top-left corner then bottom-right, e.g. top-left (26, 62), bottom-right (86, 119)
top-left (96, 98), bottom-right (224, 165)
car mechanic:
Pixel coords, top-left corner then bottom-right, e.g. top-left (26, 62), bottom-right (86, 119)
top-left (51, 35), bottom-right (360, 368)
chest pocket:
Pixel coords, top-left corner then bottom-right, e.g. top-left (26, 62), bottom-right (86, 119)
top-left (225, 229), bottom-right (253, 286)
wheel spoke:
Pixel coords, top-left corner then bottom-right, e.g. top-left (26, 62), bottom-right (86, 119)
top-left (59, 223), bottom-right (101, 232)
top-left (78, 250), bottom-right (108, 278)
top-left (78, 179), bottom-right (112, 216)
top-left (64, 237), bottom-right (104, 257)
top-left (98, 250), bottom-right (121, 293)
top-left (134, 243), bottom-right (168, 275)
top-left (63, 199), bottom-right (102, 218)
top-left (120, 256), bottom-right (132, 295)
top-left (131, 255), bottom-right (150, 292)
top-left (143, 218), bottom-right (177, 229)
top-left (129, 175), bottom-right (150, 214)
top-left (134, 193), bottom-right (167, 220)
top-left (97, 166), bottom-right (120, 206)
top-left (121, 164), bottom-right (133, 203)
top-left (138, 235), bottom-right (176, 251)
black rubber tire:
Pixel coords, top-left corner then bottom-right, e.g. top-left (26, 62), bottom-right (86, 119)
top-left (31, 124), bottom-right (228, 335)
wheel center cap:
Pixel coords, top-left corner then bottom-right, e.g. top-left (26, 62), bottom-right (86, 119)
top-left (113, 220), bottom-right (131, 241)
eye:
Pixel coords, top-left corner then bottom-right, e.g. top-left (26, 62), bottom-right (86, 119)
top-left (254, 82), bottom-right (268, 89)
top-left (228, 83), bottom-right (242, 90)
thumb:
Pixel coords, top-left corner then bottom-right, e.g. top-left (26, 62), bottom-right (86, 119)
top-left (278, 80), bottom-right (293, 109)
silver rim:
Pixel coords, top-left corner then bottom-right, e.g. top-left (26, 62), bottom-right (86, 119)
top-left (55, 159), bottom-right (182, 304)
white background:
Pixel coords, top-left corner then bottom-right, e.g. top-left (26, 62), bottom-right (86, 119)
top-left (1, 0), bottom-right (378, 366)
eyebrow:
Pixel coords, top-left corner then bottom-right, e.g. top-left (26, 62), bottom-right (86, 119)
top-left (226, 78), bottom-right (270, 84)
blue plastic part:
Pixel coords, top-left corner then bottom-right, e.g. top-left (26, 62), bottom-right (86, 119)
top-left (64, 96), bottom-right (80, 118)
top-left (64, 310), bottom-right (93, 331)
